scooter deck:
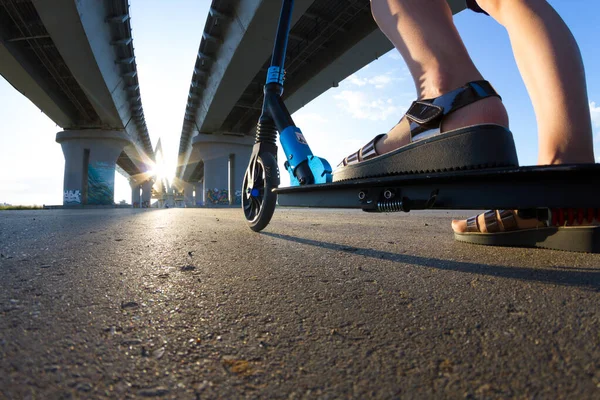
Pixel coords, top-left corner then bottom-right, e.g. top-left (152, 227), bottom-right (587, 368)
top-left (275, 164), bottom-right (600, 211)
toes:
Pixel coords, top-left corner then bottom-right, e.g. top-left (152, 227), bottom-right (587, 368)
top-left (452, 213), bottom-right (488, 233)
top-left (451, 219), bottom-right (467, 233)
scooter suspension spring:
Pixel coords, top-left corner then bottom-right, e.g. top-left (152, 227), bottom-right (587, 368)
top-left (256, 122), bottom-right (277, 145)
top-left (377, 200), bottom-right (405, 213)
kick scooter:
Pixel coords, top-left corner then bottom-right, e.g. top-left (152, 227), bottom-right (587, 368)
top-left (242, 0), bottom-right (600, 234)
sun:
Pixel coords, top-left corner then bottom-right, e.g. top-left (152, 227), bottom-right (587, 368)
top-left (147, 139), bottom-right (172, 184)
top-left (150, 162), bottom-right (169, 182)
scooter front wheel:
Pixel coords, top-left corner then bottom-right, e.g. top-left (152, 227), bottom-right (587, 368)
top-left (242, 153), bottom-right (278, 232)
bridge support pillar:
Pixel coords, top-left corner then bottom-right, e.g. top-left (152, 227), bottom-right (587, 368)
top-left (56, 130), bottom-right (131, 206)
top-left (194, 182), bottom-right (203, 206)
top-left (130, 181), bottom-right (141, 208)
top-left (192, 134), bottom-right (254, 207)
top-left (202, 155), bottom-right (230, 206)
top-left (183, 182), bottom-right (195, 207)
top-left (141, 181), bottom-right (153, 208)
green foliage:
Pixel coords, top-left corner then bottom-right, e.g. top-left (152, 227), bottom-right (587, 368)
top-left (0, 205), bottom-right (43, 210)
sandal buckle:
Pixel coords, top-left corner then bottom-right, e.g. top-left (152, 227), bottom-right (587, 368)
top-left (406, 101), bottom-right (444, 125)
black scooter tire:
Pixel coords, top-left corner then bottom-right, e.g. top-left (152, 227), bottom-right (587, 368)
top-left (242, 153), bottom-right (279, 232)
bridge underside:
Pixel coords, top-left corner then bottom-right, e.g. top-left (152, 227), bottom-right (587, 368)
top-left (1, 0), bottom-right (156, 205)
top-left (178, 0), bottom-right (466, 188)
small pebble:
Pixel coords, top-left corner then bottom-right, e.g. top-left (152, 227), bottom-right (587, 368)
top-left (76, 382), bottom-right (92, 392)
top-left (121, 301), bottom-right (139, 309)
top-left (138, 386), bottom-right (169, 397)
top-left (121, 339), bottom-right (142, 346)
top-left (153, 347), bottom-right (166, 359)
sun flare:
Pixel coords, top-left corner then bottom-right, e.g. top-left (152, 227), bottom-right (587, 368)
top-left (150, 162), bottom-right (169, 182)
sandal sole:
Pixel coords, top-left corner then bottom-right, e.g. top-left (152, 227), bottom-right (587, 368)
top-left (332, 125), bottom-right (518, 182)
top-left (454, 226), bottom-right (600, 253)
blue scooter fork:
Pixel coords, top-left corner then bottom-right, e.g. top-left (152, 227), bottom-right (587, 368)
top-left (279, 125), bottom-right (332, 185)
top-left (252, 0), bottom-right (332, 186)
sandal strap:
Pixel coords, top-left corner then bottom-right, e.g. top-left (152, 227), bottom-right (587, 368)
top-left (343, 151), bottom-right (360, 166)
top-left (497, 209), bottom-right (518, 231)
top-left (406, 80), bottom-right (501, 139)
top-left (467, 210), bottom-right (518, 234)
top-left (359, 134), bottom-right (385, 162)
top-left (465, 215), bottom-right (480, 232)
top-left (342, 134), bottom-right (385, 166)
top-left (483, 210), bottom-right (500, 233)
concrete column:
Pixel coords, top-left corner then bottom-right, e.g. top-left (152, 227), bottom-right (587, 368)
top-left (191, 134), bottom-right (253, 207)
top-left (56, 130), bottom-right (130, 206)
top-left (203, 155), bottom-right (229, 206)
top-left (165, 186), bottom-right (175, 208)
top-left (229, 150), bottom-right (252, 206)
top-left (141, 181), bottom-right (153, 208)
top-left (194, 182), bottom-right (203, 206)
top-left (183, 182), bottom-right (194, 207)
top-left (130, 182), bottom-right (141, 208)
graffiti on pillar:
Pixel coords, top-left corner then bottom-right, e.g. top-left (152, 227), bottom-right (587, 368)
top-left (206, 188), bottom-right (229, 205)
top-left (64, 190), bottom-right (82, 205)
top-left (234, 190), bottom-right (242, 205)
top-left (88, 161), bottom-right (114, 205)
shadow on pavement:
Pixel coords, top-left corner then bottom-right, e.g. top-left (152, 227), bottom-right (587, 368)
top-left (262, 232), bottom-right (600, 292)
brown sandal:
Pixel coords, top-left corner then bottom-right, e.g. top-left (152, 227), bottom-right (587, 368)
top-left (333, 81), bottom-right (518, 182)
top-left (455, 208), bottom-right (600, 253)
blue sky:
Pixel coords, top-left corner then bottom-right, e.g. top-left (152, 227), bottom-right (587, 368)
top-left (1, 0), bottom-right (599, 205)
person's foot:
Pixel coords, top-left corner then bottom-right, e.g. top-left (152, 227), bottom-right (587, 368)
top-left (451, 210), bottom-right (542, 233)
top-left (334, 81), bottom-right (517, 182)
top-left (452, 209), bottom-right (600, 234)
top-left (375, 95), bottom-right (509, 155)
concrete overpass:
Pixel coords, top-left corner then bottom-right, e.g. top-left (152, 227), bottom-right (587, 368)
top-left (175, 0), bottom-right (466, 206)
top-left (0, 0), bottom-right (155, 206)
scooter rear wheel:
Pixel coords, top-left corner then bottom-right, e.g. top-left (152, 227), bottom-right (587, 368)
top-left (242, 153), bottom-right (278, 232)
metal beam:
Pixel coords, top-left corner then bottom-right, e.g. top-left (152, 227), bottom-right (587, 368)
top-left (6, 34), bottom-right (51, 42)
top-left (116, 56), bottom-right (135, 64)
top-left (111, 38), bottom-right (132, 46)
top-left (209, 7), bottom-right (231, 20)
top-left (106, 14), bottom-right (130, 24)
top-left (202, 32), bottom-right (221, 44)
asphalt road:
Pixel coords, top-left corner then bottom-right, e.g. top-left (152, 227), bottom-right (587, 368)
top-left (1, 208), bottom-right (599, 399)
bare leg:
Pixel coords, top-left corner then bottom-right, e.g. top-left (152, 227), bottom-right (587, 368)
top-left (369, 0), bottom-right (508, 155)
top-left (453, 0), bottom-right (595, 233)
top-left (477, 0), bottom-right (594, 165)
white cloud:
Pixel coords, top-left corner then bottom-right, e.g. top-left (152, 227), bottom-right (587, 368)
top-left (344, 71), bottom-right (406, 89)
top-left (590, 101), bottom-right (600, 127)
top-left (589, 102), bottom-right (600, 157)
top-left (346, 74), bottom-right (367, 87)
top-left (333, 90), bottom-right (404, 121)
top-left (340, 139), bottom-right (366, 151)
top-left (367, 74), bottom-right (393, 89)
top-left (387, 52), bottom-right (402, 61)
top-left (293, 112), bottom-right (328, 124)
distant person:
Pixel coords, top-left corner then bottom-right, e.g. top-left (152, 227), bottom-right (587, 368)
top-left (335, 0), bottom-right (596, 251)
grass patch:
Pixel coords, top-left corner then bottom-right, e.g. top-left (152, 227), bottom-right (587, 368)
top-left (0, 205), bottom-right (43, 210)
